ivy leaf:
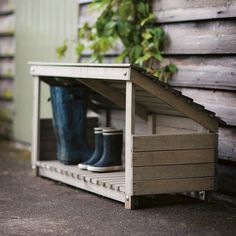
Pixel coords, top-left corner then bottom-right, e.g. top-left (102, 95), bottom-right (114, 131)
top-left (115, 50), bottom-right (128, 63)
top-left (166, 63), bottom-right (177, 73)
top-left (56, 41), bottom-right (68, 59)
top-left (75, 42), bottom-right (84, 58)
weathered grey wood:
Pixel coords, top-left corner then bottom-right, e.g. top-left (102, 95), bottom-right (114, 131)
top-left (178, 88), bottom-right (236, 126)
top-left (219, 126), bottom-right (236, 162)
top-left (0, 13), bottom-right (14, 33)
top-left (0, 120), bottom-right (12, 138)
top-left (77, 79), bottom-right (148, 120)
top-left (133, 177), bottom-right (214, 195)
top-left (0, 100), bottom-right (14, 121)
top-left (31, 77), bottom-right (40, 169)
top-left (133, 149), bottom-right (215, 167)
top-left (82, 56), bottom-right (236, 92)
top-left (133, 133), bottom-right (217, 152)
top-left (38, 165), bottom-right (125, 202)
top-left (125, 81), bottom-right (135, 209)
top-left (131, 69), bottom-right (219, 132)
top-left (169, 64), bottom-right (236, 91)
top-left (134, 163), bottom-right (214, 181)
top-left (80, 20), bottom-right (236, 55)
top-left (79, 0), bottom-right (236, 25)
top-left (153, 0), bottom-right (236, 23)
top-left (30, 63), bottom-right (131, 81)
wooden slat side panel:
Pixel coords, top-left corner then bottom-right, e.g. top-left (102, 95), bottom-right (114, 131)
top-left (0, 100), bottom-right (14, 121)
top-left (133, 133), bottom-right (217, 152)
top-left (133, 149), bottom-right (215, 167)
top-left (0, 14), bottom-right (14, 33)
top-left (0, 120), bottom-right (12, 138)
top-left (133, 177), bottom-right (214, 195)
top-left (0, 37), bottom-right (14, 55)
top-left (133, 163), bottom-right (214, 181)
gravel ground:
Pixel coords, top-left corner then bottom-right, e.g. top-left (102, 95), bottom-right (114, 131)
top-left (0, 141), bottom-right (236, 236)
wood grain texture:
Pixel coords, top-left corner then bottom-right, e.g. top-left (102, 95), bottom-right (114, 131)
top-left (38, 161), bottom-right (125, 202)
top-left (219, 126), bottom-right (236, 162)
top-left (131, 69), bottom-right (219, 132)
top-left (153, 0), bottom-right (236, 23)
top-left (80, 20), bottom-right (236, 55)
top-left (79, 0), bottom-right (236, 24)
top-left (178, 88), bottom-right (236, 126)
top-left (133, 133), bottom-right (217, 152)
top-left (133, 177), bottom-right (214, 195)
top-left (133, 149), bottom-right (215, 167)
top-left (133, 163), bottom-right (214, 181)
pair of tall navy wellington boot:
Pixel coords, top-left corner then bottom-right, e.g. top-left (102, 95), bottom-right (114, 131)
top-left (50, 86), bottom-right (93, 165)
top-left (78, 127), bottom-right (123, 172)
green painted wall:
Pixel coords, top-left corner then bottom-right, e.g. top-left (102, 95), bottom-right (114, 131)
top-left (14, 0), bottom-right (77, 143)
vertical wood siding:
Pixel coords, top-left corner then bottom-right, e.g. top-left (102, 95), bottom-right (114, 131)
top-left (14, 0), bottom-right (78, 143)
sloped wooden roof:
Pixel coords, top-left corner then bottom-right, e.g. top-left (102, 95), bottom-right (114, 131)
top-left (29, 62), bottom-right (225, 132)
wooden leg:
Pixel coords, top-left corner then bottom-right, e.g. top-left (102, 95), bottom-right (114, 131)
top-left (31, 77), bottom-right (41, 172)
top-left (125, 82), bottom-right (135, 209)
top-left (125, 196), bottom-right (139, 210)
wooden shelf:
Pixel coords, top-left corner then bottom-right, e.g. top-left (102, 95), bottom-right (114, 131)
top-left (37, 161), bottom-right (125, 203)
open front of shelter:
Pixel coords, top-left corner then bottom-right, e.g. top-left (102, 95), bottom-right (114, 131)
top-left (30, 63), bottom-right (222, 209)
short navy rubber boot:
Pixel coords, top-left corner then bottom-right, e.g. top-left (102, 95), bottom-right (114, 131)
top-left (50, 86), bottom-right (93, 165)
top-left (87, 129), bottom-right (123, 172)
top-left (78, 127), bottom-right (104, 170)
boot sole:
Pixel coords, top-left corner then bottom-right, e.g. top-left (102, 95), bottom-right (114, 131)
top-left (87, 165), bottom-right (123, 172)
top-left (78, 163), bottom-right (88, 170)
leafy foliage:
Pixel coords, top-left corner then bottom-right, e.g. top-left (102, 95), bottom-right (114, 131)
top-left (57, 0), bottom-right (177, 81)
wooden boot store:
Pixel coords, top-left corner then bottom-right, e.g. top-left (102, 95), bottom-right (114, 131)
top-left (29, 63), bottom-right (223, 209)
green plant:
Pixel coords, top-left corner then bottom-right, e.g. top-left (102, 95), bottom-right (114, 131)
top-left (57, 0), bottom-right (176, 81)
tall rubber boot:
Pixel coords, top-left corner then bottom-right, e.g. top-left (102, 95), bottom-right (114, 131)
top-left (78, 127), bottom-right (111, 170)
top-left (87, 129), bottom-right (123, 172)
top-left (50, 86), bottom-right (93, 165)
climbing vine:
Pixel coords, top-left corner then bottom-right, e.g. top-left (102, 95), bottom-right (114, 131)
top-left (57, 0), bottom-right (176, 81)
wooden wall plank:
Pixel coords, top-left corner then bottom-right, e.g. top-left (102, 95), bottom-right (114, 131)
top-left (0, 37), bottom-right (14, 55)
top-left (79, 1), bottom-right (236, 25)
top-left (153, 0), bottom-right (236, 23)
top-left (133, 177), bottom-right (214, 195)
top-left (178, 88), bottom-right (236, 126)
top-left (0, 100), bottom-right (13, 121)
top-left (219, 126), bottom-right (236, 162)
top-left (0, 14), bottom-right (14, 33)
top-left (0, 78), bottom-right (13, 100)
top-left (133, 149), bottom-right (215, 167)
top-left (0, 120), bottom-right (12, 138)
top-left (134, 163), bottom-right (214, 181)
top-left (133, 133), bottom-right (217, 152)
top-left (0, 58), bottom-right (14, 76)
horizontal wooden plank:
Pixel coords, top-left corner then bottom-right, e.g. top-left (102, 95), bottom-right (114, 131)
top-left (0, 120), bottom-right (12, 138)
top-left (153, 0), bottom-right (236, 23)
top-left (0, 58), bottom-right (15, 76)
top-left (0, 13), bottom-right (14, 33)
top-left (219, 126), bottom-right (236, 162)
top-left (0, 0), bottom-right (14, 13)
top-left (80, 18), bottom-right (236, 55)
top-left (133, 177), bottom-right (214, 195)
top-left (178, 88), bottom-right (236, 126)
top-left (134, 163), bottom-right (214, 181)
top-left (82, 56), bottom-right (236, 91)
top-left (0, 78), bottom-right (13, 100)
top-left (79, 1), bottom-right (236, 25)
top-left (133, 133), bottom-right (217, 152)
top-left (0, 100), bottom-right (13, 121)
top-left (30, 64), bottom-right (130, 81)
top-left (133, 149), bottom-right (215, 167)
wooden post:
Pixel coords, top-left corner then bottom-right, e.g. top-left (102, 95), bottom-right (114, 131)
top-left (125, 81), bottom-right (135, 209)
top-left (147, 115), bottom-right (156, 135)
top-left (31, 76), bottom-right (41, 174)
